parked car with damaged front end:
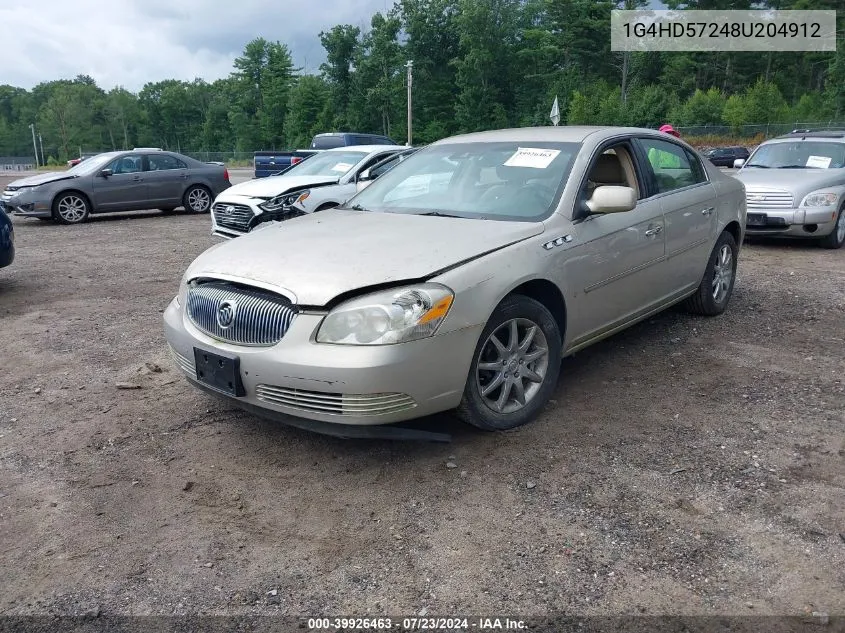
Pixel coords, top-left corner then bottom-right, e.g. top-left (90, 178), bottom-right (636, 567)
top-left (165, 126), bottom-right (745, 437)
top-left (211, 145), bottom-right (408, 238)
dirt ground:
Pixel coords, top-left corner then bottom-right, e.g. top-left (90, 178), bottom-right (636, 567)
top-left (0, 173), bottom-right (843, 623)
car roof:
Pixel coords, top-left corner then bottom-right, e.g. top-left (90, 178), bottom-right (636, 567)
top-left (315, 132), bottom-right (390, 138)
top-left (433, 126), bottom-right (682, 145)
top-left (771, 130), bottom-right (845, 141)
top-left (324, 145), bottom-right (403, 153)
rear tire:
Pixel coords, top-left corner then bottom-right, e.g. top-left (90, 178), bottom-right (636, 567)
top-left (52, 192), bottom-right (90, 224)
top-left (183, 186), bottom-right (211, 214)
top-left (456, 295), bottom-right (562, 431)
top-left (683, 230), bottom-right (738, 316)
top-left (819, 205), bottom-right (845, 249)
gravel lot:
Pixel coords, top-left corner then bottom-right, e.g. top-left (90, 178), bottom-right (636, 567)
top-left (0, 171), bottom-right (843, 621)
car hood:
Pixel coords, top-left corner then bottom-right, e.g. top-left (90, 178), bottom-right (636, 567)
top-left (220, 175), bottom-right (338, 199)
top-left (186, 209), bottom-right (544, 305)
top-left (734, 168), bottom-right (845, 195)
top-left (6, 172), bottom-right (78, 188)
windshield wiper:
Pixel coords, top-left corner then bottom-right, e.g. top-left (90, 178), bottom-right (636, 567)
top-left (349, 203), bottom-right (370, 211)
top-left (420, 211), bottom-right (463, 218)
top-left (744, 163), bottom-right (769, 168)
top-left (778, 165), bottom-right (819, 169)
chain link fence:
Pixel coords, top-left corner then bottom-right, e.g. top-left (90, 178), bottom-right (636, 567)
top-left (676, 121), bottom-right (845, 138)
top-left (181, 151), bottom-right (255, 165)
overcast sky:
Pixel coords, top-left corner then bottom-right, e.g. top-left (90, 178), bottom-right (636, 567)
top-left (2, 0), bottom-right (394, 91)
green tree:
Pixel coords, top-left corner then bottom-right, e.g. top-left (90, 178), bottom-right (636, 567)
top-left (284, 76), bottom-right (331, 149)
top-left (348, 12), bottom-right (405, 137)
top-left (319, 25), bottom-right (361, 129)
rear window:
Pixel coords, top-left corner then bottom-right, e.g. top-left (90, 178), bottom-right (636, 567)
top-left (311, 136), bottom-right (346, 150)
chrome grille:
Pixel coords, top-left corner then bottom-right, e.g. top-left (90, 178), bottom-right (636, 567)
top-left (186, 281), bottom-right (296, 346)
top-left (212, 203), bottom-right (254, 233)
top-left (745, 189), bottom-right (794, 209)
top-left (169, 345), bottom-right (196, 375)
top-left (255, 385), bottom-right (417, 417)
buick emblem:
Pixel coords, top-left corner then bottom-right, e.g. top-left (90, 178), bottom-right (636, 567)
top-left (217, 300), bottom-right (237, 329)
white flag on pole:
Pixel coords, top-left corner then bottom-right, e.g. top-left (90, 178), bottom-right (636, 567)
top-left (549, 96), bottom-right (560, 126)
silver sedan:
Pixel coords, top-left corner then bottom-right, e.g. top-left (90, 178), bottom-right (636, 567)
top-left (2, 150), bottom-right (231, 224)
top-left (164, 127), bottom-right (746, 435)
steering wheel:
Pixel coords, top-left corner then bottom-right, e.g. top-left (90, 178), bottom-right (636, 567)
top-left (518, 183), bottom-right (556, 208)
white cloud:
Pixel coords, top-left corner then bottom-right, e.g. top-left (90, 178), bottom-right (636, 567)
top-left (2, 0), bottom-right (393, 91)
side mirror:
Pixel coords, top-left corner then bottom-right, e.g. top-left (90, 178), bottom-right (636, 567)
top-left (586, 186), bottom-right (636, 214)
top-left (733, 158), bottom-right (746, 169)
top-left (100, 168), bottom-right (113, 178)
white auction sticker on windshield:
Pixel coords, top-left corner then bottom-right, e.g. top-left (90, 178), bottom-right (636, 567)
top-left (806, 155), bottom-right (831, 168)
top-left (331, 162), bottom-right (353, 172)
top-left (504, 147), bottom-right (561, 169)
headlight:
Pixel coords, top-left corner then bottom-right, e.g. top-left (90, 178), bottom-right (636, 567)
top-left (802, 192), bottom-right (838, 207)
top-left (316, 284), bottom-right (454, 345)
top-left (258, 190), bottom-right (310, 212)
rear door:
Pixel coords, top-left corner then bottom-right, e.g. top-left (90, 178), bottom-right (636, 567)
top-left (145, 154), bottom-right (188, 206)
top-left (635, 137), bottom-right (716, 290)
top-left (90, 153), bottom-right (147, 211)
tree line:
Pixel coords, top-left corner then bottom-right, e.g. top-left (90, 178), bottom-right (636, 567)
top-left (1, 0), bottom-right (843, 162)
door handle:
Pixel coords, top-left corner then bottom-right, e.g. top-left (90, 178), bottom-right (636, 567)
top-left (132, 176), bottom-right (143, 182)
top-left (644, 225), bottom-right (663, 236)
top-left (701, 207), bottom-right (715, 216)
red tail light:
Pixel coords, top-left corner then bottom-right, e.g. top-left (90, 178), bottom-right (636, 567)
top-left (291, 156), bottom-right (303, 165)
top-left (223, 167), bottom-right (230, 182)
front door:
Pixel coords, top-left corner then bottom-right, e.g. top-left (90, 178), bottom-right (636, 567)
top-left (550, 142), bottom-right (670, 346)
top-left (91, 153), bottom-right (147, 211)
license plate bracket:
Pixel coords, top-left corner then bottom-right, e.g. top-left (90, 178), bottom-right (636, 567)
top-left (193, 348), bottom-right (245, 397)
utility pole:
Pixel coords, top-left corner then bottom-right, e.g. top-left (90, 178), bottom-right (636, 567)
top-left (406, 60), bottom-right (413, 146)
top-left (38, 134), bottom-right (44, 166)
top-left (29, 123), bottom-right (38, 167)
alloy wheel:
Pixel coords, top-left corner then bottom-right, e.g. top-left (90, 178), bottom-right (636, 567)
top-left (188, 188), bottom-right (210, 212)
top-left (476, 318), bottom-right (549, 414)
top-left (57, 195), bottom-right (87, 222)
top-left (712, 243), bottom-right (734, 304)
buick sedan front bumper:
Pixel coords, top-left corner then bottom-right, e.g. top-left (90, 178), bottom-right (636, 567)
top-left (163, 297), bottom-right (481, 428)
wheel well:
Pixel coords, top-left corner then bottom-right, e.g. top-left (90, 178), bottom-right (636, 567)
top-left (507, 279), bottom-right (567, 338)
top-left (185, 183), bottom-right (211, 195)
top-left (52, 189), bottom-right (92, 212)
top-left (315, 202), bottom-right (339, 212)
top-left (724, 220), bottom-right (742, 244)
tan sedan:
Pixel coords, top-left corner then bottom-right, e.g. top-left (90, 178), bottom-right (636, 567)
top-left (164, 127), bottom-right (746, 436)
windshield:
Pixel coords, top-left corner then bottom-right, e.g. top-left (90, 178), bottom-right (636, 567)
top-left (279, 151), bottom-right (367, 177)
top-left (68, 152), bottom-right (120, 175)
top-left (345, 141), bottom-right (581, 221)
top-left (746, 141), bottom-right (845, 169)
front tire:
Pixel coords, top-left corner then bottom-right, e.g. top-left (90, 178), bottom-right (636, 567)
top-left (183, 186), bottom-right (211, 214)
top-left (52, 192), bottom-right (90, 224)
top-left (683, 230), bottom-right (738, 316)
top-left (456, 295), bottom-right (562, 431)
top-left (819, 205), bottom-right (845, 249)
